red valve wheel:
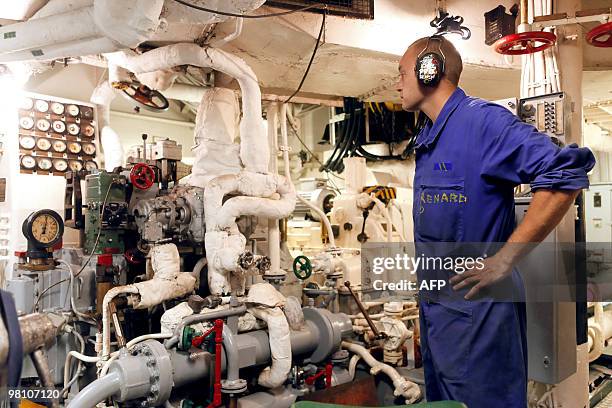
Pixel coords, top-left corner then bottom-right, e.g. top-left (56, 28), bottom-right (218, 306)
top-left (493, 31), bottom-right (557, 55)
top-left (587, 22), bottom-right (612, 48)
top-left (130, 163), bottom-right (155, 190)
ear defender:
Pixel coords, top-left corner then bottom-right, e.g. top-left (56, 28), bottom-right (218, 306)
top-left (414, 36), bottom-right (446, 87)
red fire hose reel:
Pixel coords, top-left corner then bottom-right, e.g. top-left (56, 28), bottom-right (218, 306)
top-left (130, 163), bottom-right (155, 190)
top-left (494, 31), bottom-right (557, 55)
top-left (587, 21), bottom-right (612, 48)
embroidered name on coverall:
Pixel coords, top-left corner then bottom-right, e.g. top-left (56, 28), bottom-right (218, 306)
top-left (413, 88), bottom-right (595, 407)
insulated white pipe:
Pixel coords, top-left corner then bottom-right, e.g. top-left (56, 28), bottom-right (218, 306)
top-left (32, 0), bottom-right (93, 19)
top-left (0, 36), bottom-right (118, 64)
top-left (90, 81), bottom-right (123, 171)
top-left (370, 194), bottom-right (393, 243)
top-left (268, 103), bottom-right (281, 275)
top-left (101, 286), bottom-right (139, 359)
top-left (210, 17), bottom-right (244, 48)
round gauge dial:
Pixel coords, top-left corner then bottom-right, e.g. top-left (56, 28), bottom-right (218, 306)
top-left (68, 160), bottom-right (83, 172)
top-left (53, 159), bottom-right (68, 172)
top-left (81, 107), bottom-right (94, 119)
top-left (20, 155), bottom-right (36, 169)
top-left (68, 142), bottom-right (81, 154)
top-left (84, 160), bottom-right (98, 172)
top-left (36, 119), bottom-right (51, 132)
top-left (20, 97), bottom-right (34, 111)
top-left (82, 124), bottom-right (95, 137)
top-left (35, 100), bottom-right (49, 113)
top-left (82, 143), bottom-right (96, 155)
top-left (52, 120), bottom-right (66, 133)
top-left (19, 116), bottom-right (34, 130)
top-left (66, 104), bottom-right (80, 117)
top-left (37, 157), bottom-right (52, 171)
top-left (50, 102), bottom-right (65, 115)
top-left (22, 209), bottom-right (64, 248)
top-left (52, 139), bottom-right (67, 153)
top-left (36, 138), bottom-right (51, 151)
top-left (67, 123), bottom-right (80, 136)
top-left (19, 136), bottom-right (36, 150)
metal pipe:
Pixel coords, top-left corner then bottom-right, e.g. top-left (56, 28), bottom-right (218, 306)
top-left (344, 281), bottom-right (382, 339)
top-left (31, 349), bottom-right (59, 408)
top-left (19, 313), bottom-right (66, 354)
top-left (66, 371), bottom-right (121, 408)
top-left (223, 325), bottom-right (240, 382)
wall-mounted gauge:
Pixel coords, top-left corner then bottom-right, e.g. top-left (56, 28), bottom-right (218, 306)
top-left (52, 120), bottom-right (66, 133)
top-left (20, 97), bottom-right (34, 111)
top-left (34, 100), bottom-right (49, 113)
top-left (50, 102), bottom-right (65, 115)
top-left (84, 160), bottom-right (98, 172)
top-left (52, 159), bottom-right (68, 172)
top-left (36, 138), bottom-right (52, 151)
top-left (67, 123), bottom-right (80, 136)
top-left (81, 107), bottom-right (94, 120)
top-left (82, 143), bottom-right (96, 155)
top-left (22, 209), bottom-right (64, 248)
top-left (20, 155), bottom-right (36, 170)
top-left (19, 135), bottom-right (36, 150)
top-left (66, 104), bottom-right (80, 117)
top-left (68, 160), bottom-right (83, 172)
top-left (19, 116), bottom-right (34, 130)
top-left (37, 157), bottom-right (52, 171)
top-left (36, 118), bottom-right (51, 132)
top-left (68, 142), bottom-right (82, 154)
top-left (52, 139), bottom-right (67, 153)
top-left (82, 124), bottom-right (95, 137)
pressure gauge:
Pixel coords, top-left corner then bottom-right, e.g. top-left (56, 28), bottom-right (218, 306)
top-left (53, 159), bottom-right (68, 172)
top-left (20, 155), bottom-right (36, 170)
top-left (82, 143), bottom-right (96, 156)
top-left (52, 139), bottom-right (67, 153)
top-left (37, 157), bottom-right (52, 171)
top-left (52, 120), bottom-right (66, 133)
top-left (68, 142), bottom-right (82, 154)
top-left (50, 102), bottom-right (65, 115)
top-left (22, 209), bottom-right (64, 248)
top-left (68, 160), bottom-right (83, 172)
top-left (81, 107), bottom-right (94, 120)
top-left (36, 119), bottom-right (51, 132)
top-left (19, 116), bottom-right (34, 130)
top-left (82, 124), bottom-right (95, 137)
top-left (35, 100), bottom-right (49, 113)
top-left (66, 104), bottom-right (80, 117)
top-left (20, 97), bottom-right (34, 111)
top-left (19, 135), bottom-right (36, 150)
top-left (36, 138), bottom-right (52, 151)
top-left (67, 123), bottom-right (80, 136)
top-left (84, 160), bottom-right (98, 172)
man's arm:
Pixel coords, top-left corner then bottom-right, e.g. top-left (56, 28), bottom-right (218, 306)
top-left (450, 189), bottom-right (579, 299)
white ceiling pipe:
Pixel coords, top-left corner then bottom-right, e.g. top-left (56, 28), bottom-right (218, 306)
top-left (163, 83), bottom-right (208, 103)
top-left (91, 81), bottom-right (123, 171)
top-left (32, 0), bottom-right (93, 19)
top-left (0, 36), bottom-right (117, 64)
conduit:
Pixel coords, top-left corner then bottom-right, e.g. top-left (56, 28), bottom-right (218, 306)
top-left (90, 81), bottom-right (123, 171)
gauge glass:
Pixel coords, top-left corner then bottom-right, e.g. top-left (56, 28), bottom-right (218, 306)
top-left (67, 123), bottom-right (80, 135)
top-left (30, 213), bottom-right (61, 244)
top-left (81, 107), bottom-right (94, 119)
top-left (84, 160), bottom-right (98, 171)
top-left (36, 138), bottom-right (51, 151)
top-left (52, 140), bottom-right (67, 153)
top-left (37, 157), bottom-right (52, 171)
top-left (66, 104), bottom-right (80, 117)
top-left (35, 100), bottom-right (49, 113)
top-left (36, 119), bottom-right (50, 132)
top-left (68, 142), bottom-right (81, 154)
top-left (51, 102), bottom-right (65, 115)
top-left (19, 136), bottom-right (36, 150)
top-left (52, 121), bottom-right (66, 133)
top-left (20, 116), bottom-right (34, 130)
top-left (20, 155), bottom-right (36, 169)
top-left (82, 143), bottom-right (96, 155)
top-left (82, 124), bottom-right (95, 137)
top-left (20, 97), bottom-right (34, 110)
top-left (68, 160), bottom-right (83, 172)
top-left (53, 159), bottom-right (68, 172)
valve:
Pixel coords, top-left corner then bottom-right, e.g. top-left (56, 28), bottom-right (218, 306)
top-left (587, 22), bottom-right (612, 48)
top-left (130, 163), bottom-right (155, 190)
top-left (293, 255), bottom-right (313, 280)
top-left (493, 31), bottom-right (556, 55)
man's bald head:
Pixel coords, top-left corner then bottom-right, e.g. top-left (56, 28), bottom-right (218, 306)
top-left (404, 36), bottom-right (463, 86)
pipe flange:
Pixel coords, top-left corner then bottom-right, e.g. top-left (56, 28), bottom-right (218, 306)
top-left (303, 308), bottom-right (340, 363)
top-left (221, 378), bottom-right (247, 394)
top-left (134, 340), bottom-right (173, 406)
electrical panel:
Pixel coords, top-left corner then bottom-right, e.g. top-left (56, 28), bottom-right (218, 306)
top-left (519, 92), bottom-right (568, 145)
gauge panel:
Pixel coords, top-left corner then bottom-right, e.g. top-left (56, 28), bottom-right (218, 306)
top-left (82, 143), bottom-right (96, 156)
top-left (35, 100), bottom-right (49, 113)
top-left (68, 142), bottom-right (82, 154)
top-left (36, 138), bottom-right (51, 151)
top-left (52, 120), bottom-right (66, 133)
top-left (22, 209), bottom-right (64, 248)
top-left (53, 159), bottom-right (68, 172)
top-left (84, 160), bottom-right (98, 172)
top-left (37, 157), bottom-right (52, 171)
top-left (20, 116), bottom-right (34, 130)
top-left (68, 160), bottom-right (83, 172)
top-left (19, 136), bottom-right (36, 150)
top-left (51, 102), bottom-right (65, 115)
top-left (52, 139), bottom-right (67, 153)
top-left (20, 155), bottom-right (36, 170)
top-left (36, 119), bottom-right (50, 132)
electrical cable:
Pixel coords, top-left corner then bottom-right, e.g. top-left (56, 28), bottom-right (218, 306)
top-left (172, 0), bottom-right (325, 18)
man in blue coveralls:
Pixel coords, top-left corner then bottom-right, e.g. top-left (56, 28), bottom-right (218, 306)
top-left (397, 36), bottom-right (595, 407)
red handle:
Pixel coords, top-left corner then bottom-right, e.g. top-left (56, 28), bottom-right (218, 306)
top-left (587, 22), bottom-right (612, 48)
top-left (493, 31), bottom-right (557, 55)
top-left (130, 163), bottom-right (155, 190)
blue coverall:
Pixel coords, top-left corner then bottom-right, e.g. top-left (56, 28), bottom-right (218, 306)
top-left (413, 88), bottom-right (595, 407)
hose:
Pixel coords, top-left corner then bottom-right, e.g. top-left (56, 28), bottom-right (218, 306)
top-left (66, 371), bottom-right (122, 408)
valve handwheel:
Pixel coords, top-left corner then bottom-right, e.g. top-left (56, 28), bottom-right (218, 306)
top-left (493, 31), bottom-right (557, 55)
top-left (587, 22), bottom-right (612, 48)
top-left (116, 81), bottom-right (170, 112)
top-left (293, 255), bottom-right (313, 280)
top-left (130, 163), bottom-right (155, 190)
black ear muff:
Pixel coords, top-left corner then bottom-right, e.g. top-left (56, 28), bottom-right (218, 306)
top-left (415, 51), bottom-right (445, 87)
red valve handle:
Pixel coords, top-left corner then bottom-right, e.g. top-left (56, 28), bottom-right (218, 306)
top-left (130, 163), bottom-right (155, 190)
top-left (493, 31), bottom-right (557, 55)
top-left (587, 22), bottom-right (612, 48)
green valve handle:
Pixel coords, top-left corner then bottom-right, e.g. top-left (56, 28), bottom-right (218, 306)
top-left (293, 255), bottom-right (313, 280)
